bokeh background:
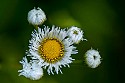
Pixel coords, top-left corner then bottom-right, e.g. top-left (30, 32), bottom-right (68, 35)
top-left (0, 0), bottom-right (125, 83)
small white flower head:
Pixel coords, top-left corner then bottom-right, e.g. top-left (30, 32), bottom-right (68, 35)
top-left (67, 26), bottom-right (85, 44)
top-left (28, 7), bottom-right (46, 25)
top-left (28, 25), bottom-right (78, 75)
top-left (18, 57), bottom-right (43, 80)
top-left (85, 49), bottom-right (101, 68)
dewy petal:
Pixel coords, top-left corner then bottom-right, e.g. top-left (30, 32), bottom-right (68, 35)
top-left (27, 25), bottom-right (78, 74)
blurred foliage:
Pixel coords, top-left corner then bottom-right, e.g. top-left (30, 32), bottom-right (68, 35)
top-left (0, 0), bottom-right (125, 83)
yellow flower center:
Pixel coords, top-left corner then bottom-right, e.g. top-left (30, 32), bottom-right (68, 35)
top-left (38, 38), bottom-right (64, 63)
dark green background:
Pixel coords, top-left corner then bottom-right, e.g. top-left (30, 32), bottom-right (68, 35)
top-left (0, 0), bottom-right (125, 83)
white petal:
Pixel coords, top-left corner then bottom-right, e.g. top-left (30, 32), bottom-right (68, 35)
top-left (28, 7), bottom-right (46, 25)
top-left (18, 57), bottom-right (43, 80)
top-left (67, 26), bottom-right (85, 44)
top-left (85, 49), bottom-right (101, 68)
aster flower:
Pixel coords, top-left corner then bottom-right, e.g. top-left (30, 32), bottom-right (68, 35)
top-left (27, 25), bottom-right (78, 75)
top-left (18, 57), bottom-right (43, 80)
top-left (28, 7), bottom-right (46, 26)
top-left (67, 26), bottom-right (85, 44)
top-left (85, 49), bottom-right (101, 68)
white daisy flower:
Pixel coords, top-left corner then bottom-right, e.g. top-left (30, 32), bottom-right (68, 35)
top-left (18, 57), bottom-right (43, 80)
top-left (28, 7), bottom-right (46, 25)
top-left (28, 25), bottom-right (78, 75)
top-left (67, 26), bottom-right (85, 44)
top-left (85, 49), bottom-right (101, 68)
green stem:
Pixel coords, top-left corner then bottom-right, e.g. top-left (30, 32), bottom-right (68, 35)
top-left (34, 25), bottom-right (38, 30)
top-left (73, 60), bottom-right (83, 64)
